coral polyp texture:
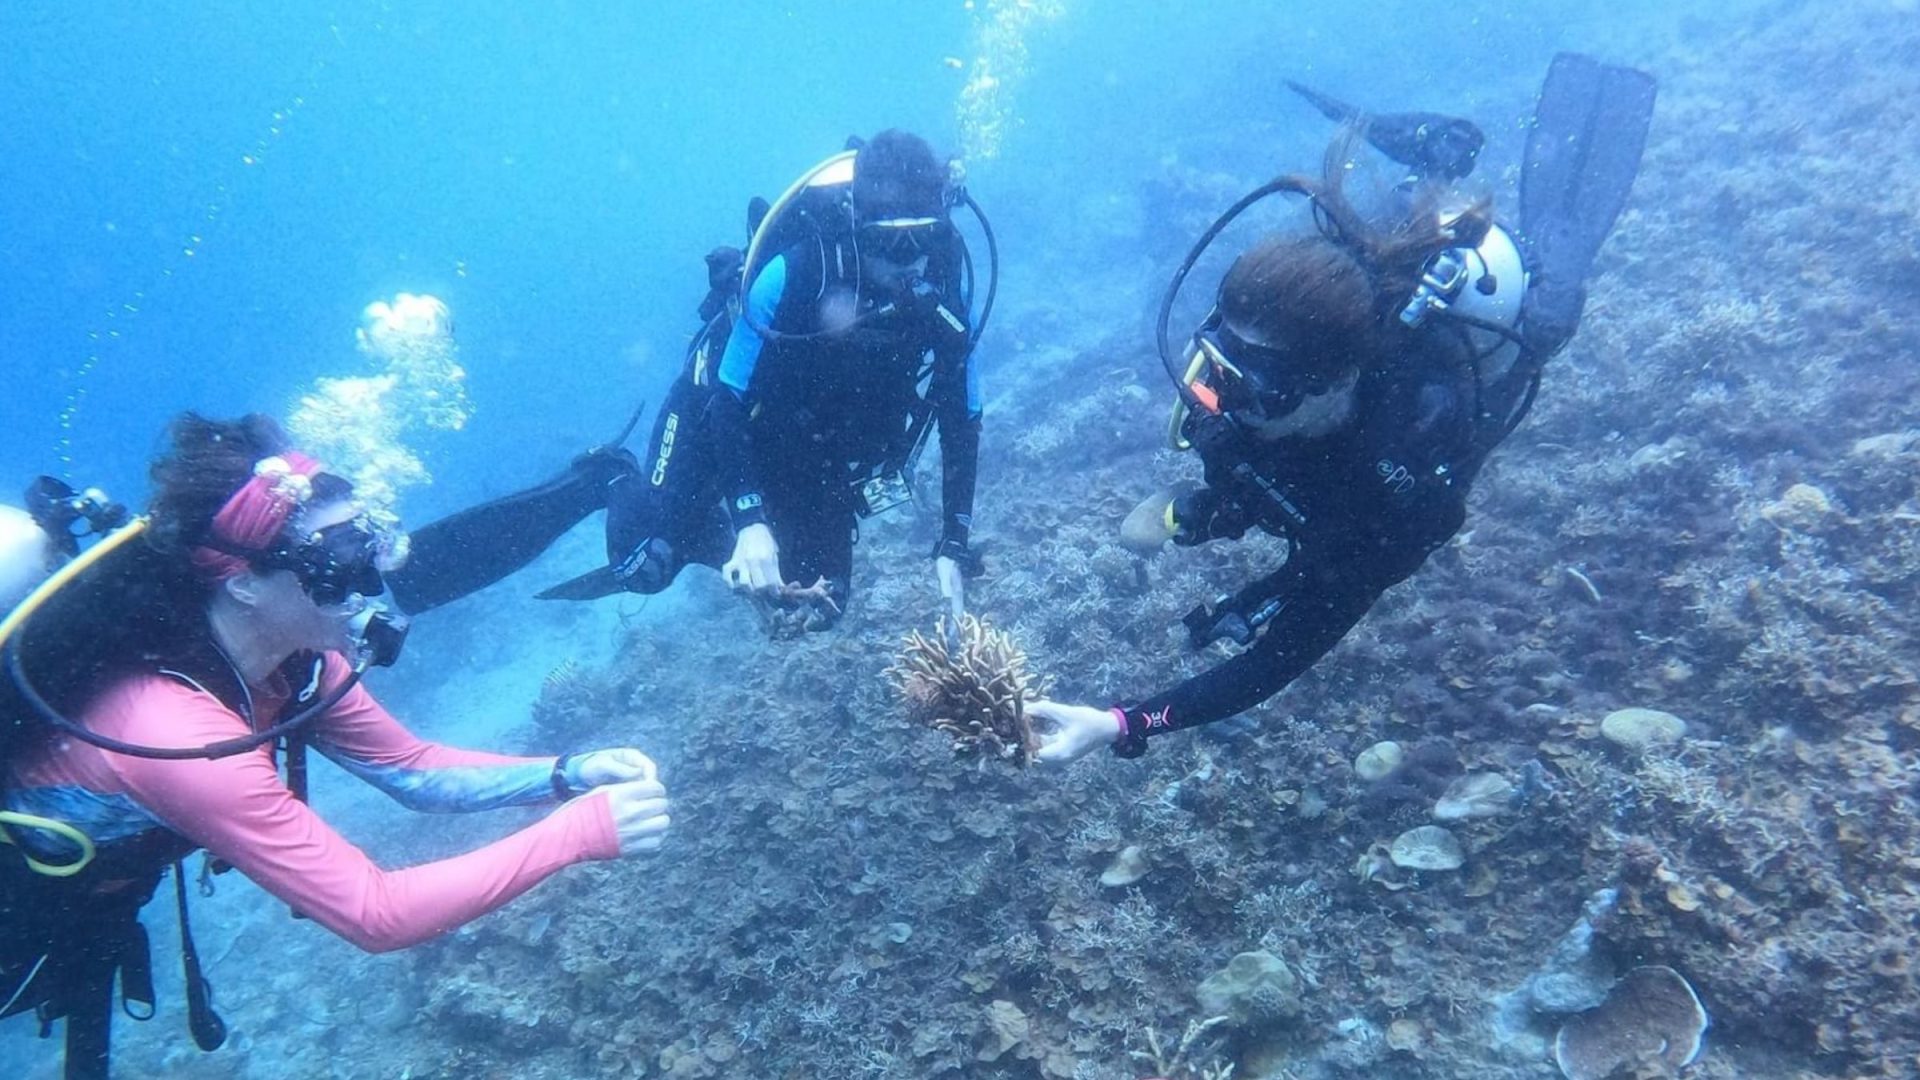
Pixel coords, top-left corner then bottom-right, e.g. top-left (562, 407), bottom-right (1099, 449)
top-left (889, 614), bottom-right (1047, 766)
top-left (1553, 965), bottom-right (1707, 1080)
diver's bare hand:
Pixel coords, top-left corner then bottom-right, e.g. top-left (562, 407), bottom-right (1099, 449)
top-left (934, 555), bottom-right (966, 615)
top-left (1029, 700), bottom-right (1125, 766)
top-left (570, 747), bottom-right (658, 788)
top-left (598, 778), bottom-right (671, 856)
top-left (722, 523), bottom-right (784, 596)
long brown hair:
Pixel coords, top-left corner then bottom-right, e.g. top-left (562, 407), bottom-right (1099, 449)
top-left (1217, 130), bottom-right (1490, 370)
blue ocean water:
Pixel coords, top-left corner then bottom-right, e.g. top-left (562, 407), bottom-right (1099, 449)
top-left (9, 1), bottom-right (1900, 1078)
top-left (2, 0), bottom-right (1682, 517)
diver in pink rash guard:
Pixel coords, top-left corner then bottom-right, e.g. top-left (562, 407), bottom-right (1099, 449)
top-left (13, 655), bottom-right (622, 953)
top-left (0, 413), bottom-right (672, 1078)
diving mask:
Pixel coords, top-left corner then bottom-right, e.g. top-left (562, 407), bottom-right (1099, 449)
top-left (259, 514), bottom-right (408, 609)
top-left (1196, 325), bottom-right (1346, 422)
top-left (858, 216), bottom-right (942, 264)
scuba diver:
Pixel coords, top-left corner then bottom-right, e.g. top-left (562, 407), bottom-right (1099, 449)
top-left (0, 417), bottom-right (671, 1079)
top-left (537, 128), bottom-right (995, 632)
top-left (345, 130), bottom-right (997, 634)
top-left (1028, 54), bottom-right (1657, 763)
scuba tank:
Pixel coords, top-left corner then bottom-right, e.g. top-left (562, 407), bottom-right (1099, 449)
top-left (0, 505), bottom-right (57, 616)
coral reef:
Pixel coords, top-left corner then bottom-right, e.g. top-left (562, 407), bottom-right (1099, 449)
top-left (1195, 949), bottom-right (1301, 1027)
top-left (371, 11), bottom-right (1920, 1072)
top-left (888, 615), bottom-right (1046, 766)
top-left (72, 5), bottom-right (1920, 1078)
top-left (1129, 1017), bottom-right (1234, 1080)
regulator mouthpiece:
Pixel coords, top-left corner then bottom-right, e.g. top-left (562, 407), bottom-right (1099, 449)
top-left (348, 603), bottom-right (410, 669)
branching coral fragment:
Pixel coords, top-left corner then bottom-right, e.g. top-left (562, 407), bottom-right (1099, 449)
top-left (750, 577), bottom-right (845, 638)
top-left (1130, 1016), bottom-right (1235, 1080)
top-left (888, 615), bottom-right (1047, 766)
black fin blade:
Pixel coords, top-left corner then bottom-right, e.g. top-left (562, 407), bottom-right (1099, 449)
top-left (1522, 52), bottom-right (1658, 283)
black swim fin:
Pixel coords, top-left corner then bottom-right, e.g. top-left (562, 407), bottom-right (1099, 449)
top-left (1286, 80), bottom-right (1485, 180)
top-left (536, 565), bottom-right (625, 602)
top-left (1285, 79), bottom-right (1362, 126)
top-left (1520, 52), bottom-right (1657, 351)
top-left (389, 442), bottom-right (641, 615)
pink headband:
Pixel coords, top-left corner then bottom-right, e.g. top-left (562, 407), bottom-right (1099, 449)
top-left (190, 451), bottom-right (326, 581)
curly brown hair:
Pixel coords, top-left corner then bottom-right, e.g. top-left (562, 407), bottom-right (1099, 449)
top-left (11, 413), bottom-right (294, 711)
top-left (145, 412), bottom-right (292, 555)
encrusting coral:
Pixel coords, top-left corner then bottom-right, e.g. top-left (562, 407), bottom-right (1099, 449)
top-left (888, 614), bottom-right (1048, 766)
top-left (1553, 965), bottom-right (1708, 1080)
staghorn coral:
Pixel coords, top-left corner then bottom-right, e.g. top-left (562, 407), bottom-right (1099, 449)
top-left (888, 614), bottom-right (1048, 766)
top-left (1130, 1016), bottom-right (1235, 1080)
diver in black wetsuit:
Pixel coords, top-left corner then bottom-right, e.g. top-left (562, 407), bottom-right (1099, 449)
top-left (1030, 54), bottom-right (1657, 763)
top-left (539, 129), bottom-right (988, 630)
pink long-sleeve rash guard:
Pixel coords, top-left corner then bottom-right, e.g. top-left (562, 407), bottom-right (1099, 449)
top-left (11, 657), bottom-right (619, 953)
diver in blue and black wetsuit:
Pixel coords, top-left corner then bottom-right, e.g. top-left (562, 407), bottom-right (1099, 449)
top-left (1029, 54), bottom-right (1658, 763)
top-left (540, 129), bottom-right (988, 630)
top-left (381, 130), bottom-right (993, 632)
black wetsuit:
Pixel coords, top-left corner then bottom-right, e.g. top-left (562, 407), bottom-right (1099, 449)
top-left (1107, 51), bottom-right (1657, 752)
top-left (1114, 325), bottom-right (1532, 754)
top-left (603, 226), bottom-right (981, 613)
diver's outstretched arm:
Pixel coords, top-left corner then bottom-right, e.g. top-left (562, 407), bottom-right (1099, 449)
top-left (1031, 577), bottom-right (1377, 766)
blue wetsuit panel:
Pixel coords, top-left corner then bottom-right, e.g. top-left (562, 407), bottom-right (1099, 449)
top-left (718, 255), bottom-right (788, 395)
